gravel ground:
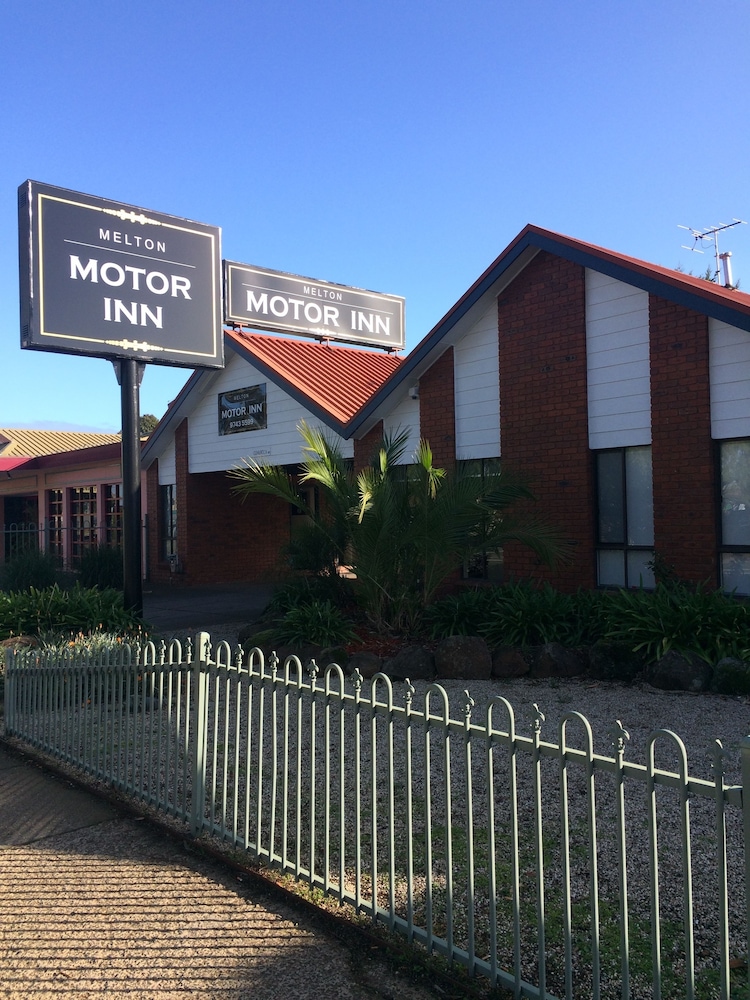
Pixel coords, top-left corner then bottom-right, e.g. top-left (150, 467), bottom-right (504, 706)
top-left (200, 625), bottom-right (750, 1000)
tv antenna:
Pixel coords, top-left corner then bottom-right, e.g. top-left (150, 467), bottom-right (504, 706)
top-left (678, 218), bottom-right (746, 287)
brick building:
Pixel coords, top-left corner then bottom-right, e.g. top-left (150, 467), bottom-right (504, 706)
top-left (142, 224), bottom-right (750, 595)
top-left (0, 431), bottom-right (133, 568)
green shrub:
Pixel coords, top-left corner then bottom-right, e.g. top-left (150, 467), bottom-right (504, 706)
top-left (604, 583), bottom-right (750, 664)
top-left (36, 627), bottom-right (148, 657)
top-left (0, 584), bottom-right (143, 640)
top-left (0, 549), bottom-right (61, 591)
top-left (272, 599), bottom-right (357, 647)
top-left (423, 588), bottom-right (501, 639)
top-left (425, 583), bottom-right (613, 646)
top-left (263, 577), bottom-right (355, 618)
top-left (478, 582), bottom-right (609, 648)
top-left (78, 546), bottom-right (123, 589)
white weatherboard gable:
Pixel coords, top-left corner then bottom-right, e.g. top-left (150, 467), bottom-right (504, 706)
top-left (186, 352), bottom-right (353, 474)
top-left (586, 269), bottom-right (651, 450)
top-left (710, 317), bottom-right (750, 439)
top-left (383, 394), bottom-right (420, 463)
top-left (157, 438), bottom-right (176, 485)
top-left (454, 302), bottom-right (501, 459)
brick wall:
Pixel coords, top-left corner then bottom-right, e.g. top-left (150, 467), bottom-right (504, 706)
top-left (145, 461), bottom-right (167, 583)
top-left (649, 295), bottom-right (716, 584)
top-left (419, 348), bottom-right (456, 469)
top-left (497, 251), bottom-right (595, 590)
top-left (354, 421), bottom-right (384, 473)
top-left (159, 418), bottom-right (292, 585)
top-left (179, 470), bottom-right (289, 584)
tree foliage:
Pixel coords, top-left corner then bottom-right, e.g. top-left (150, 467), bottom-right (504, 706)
top-left (139, 413), bottom-right (159, 436)
top-left (230, 421), bottom-right (563, 632)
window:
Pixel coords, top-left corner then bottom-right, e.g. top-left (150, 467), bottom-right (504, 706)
top-left (104, 484), bottom-right (123, 548)
top-left (457, 458), bottom-right (504, 583)
top-left (46, 489), bottom-right (63, 560)
top-left (596, 447), bottom-right (654, 588)
top-left (720, 439), bottom-right (750, 595)
top-left (69, 486), bottom-right (97, 562)
top-left (161, 484), bottom-right (177, 560)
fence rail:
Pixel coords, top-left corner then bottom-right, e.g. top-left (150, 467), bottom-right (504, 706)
top-left (5, 634), bottom-right (750, 1000)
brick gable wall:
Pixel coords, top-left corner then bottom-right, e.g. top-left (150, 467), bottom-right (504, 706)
top-left (354, 421), bottom-right (384, 473)
top-left (497, 251), bottom-right (595, 590)
top-left (649, 295), bottom-right (717, 584)
top-left (419, 348), bottom-right (456, 470)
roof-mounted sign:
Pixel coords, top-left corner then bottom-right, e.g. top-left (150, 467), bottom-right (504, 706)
top-left (19, 180), bottom-right (223, 369)
top-left (224, 261), bottom-right (405, 351)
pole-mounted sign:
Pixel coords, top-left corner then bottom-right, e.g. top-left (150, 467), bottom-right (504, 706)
top-left (224, 261), bottom-right (405, 351)
top-left (18, 180), bottom-right (223, 618)
top-left (19, 180), bottom-right (223, 369)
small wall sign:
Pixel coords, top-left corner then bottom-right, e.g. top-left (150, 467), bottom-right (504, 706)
top-left (218, 384), bottom-right (267, 435)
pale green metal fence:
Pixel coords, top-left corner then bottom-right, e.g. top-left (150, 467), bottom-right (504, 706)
top-left (4, 634), bottom-right (749, 1000)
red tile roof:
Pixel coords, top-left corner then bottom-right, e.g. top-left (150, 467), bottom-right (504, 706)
top-left (226, 330), bottom-right (403, 424)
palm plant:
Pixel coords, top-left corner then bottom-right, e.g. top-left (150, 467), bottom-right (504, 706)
top-left (230, 421), bottom-right (563, 632)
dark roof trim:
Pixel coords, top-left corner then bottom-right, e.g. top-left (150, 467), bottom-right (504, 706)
top-left (530, 229), bottom-right (750, 331)
top-left (140, 368), bottom-right (206, 467)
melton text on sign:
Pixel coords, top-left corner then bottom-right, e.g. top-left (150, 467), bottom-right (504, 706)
top-left (224, 261), bottom-right (405, 351)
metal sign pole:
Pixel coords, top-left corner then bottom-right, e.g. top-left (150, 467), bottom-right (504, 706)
top-left (116, 359), bottom-right (145, 616)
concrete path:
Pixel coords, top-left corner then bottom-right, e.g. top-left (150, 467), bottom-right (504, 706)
top-left (0, 745), bottom-right (445, 999)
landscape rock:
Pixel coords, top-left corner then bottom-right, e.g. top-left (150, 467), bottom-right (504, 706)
top-left (237, 623), bottom-right (261, 647)
top-left (434, 635), bottom-right (492, 680)
top-left (384, 645), bottom-right (435, 682)
top-left (647, 650), bottom-right (713, 692)
top-left (587, 641), bottom-right (644, 683)
top-left (346, 650), bottom-right (383, 680)
top-left (492, 646), bottom-right (532, 679)
top-left (531, 642), bottom-right (587, 679)
top-left (712, 657), bottom-right (750, 696)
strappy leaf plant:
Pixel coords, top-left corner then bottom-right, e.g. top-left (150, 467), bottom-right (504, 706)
top-left (230, 421), bottom-right (564, 633)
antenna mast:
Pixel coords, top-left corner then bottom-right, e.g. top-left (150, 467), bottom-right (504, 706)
top-left (678, 219), bottom-right (746, 286)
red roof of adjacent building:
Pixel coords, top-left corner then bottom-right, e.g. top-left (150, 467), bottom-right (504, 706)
top-left (226, 330), bottom-right (403, 424)
top-left (0, 457), bottom-right (33, 472)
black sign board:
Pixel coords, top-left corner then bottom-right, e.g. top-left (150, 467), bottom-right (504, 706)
top-left (19, 180), bottom-right (223, 369)
top-left (224, 261), bottom-right (405, 351)
top-left (218, 384), bottom-right (267, 435)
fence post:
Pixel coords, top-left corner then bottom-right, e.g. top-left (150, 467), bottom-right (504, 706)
top-left (190, 632), bottom-right (210, 835)
top-left (4, 650), bottom-right (16, 733)
top-left (741, 736), bottom-right (750, 992)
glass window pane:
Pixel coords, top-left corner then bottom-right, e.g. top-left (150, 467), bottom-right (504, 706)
top-left (598, 549), bottom-right (625, 587)
top-left (721, 440), bottom-right (750, 546)
top-left (597, 452), bottom-right (624, 543)
top-left (627, 550), bottom-right (655, 589)
top-left (625, 446), bottom-right (654, 545)
top-left (722, 552), bottom-right (750, 596)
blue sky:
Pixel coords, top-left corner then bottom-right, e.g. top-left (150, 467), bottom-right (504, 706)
top-left (2, 0), bottom-right (749, 432)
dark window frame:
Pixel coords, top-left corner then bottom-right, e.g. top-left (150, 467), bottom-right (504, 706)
top-left (718, 438), bottom-right (750, 595)
top-left (456, 457), bottom-right (503, 584)
top-left (160, 484), bottom-right (177, 561)
top-left (595, 446), bottom-right (655, 589)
